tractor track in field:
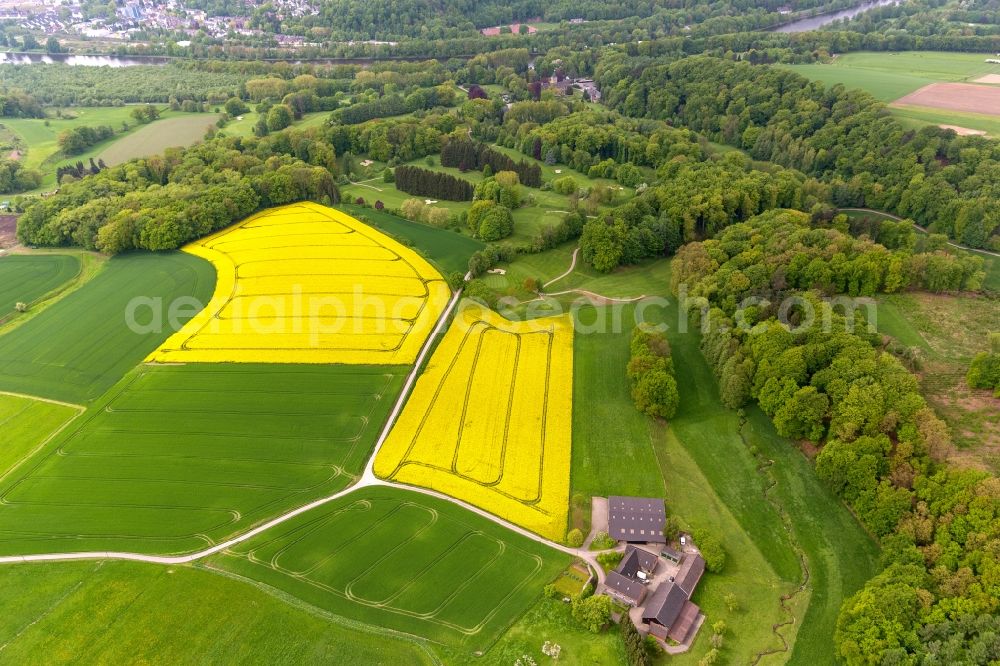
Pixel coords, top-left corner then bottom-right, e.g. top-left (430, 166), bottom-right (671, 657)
top-left (0, 280), bottom-right (606, 588)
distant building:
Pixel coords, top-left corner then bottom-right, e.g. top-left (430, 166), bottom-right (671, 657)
top-left (608, 496), bottom-right (666, 543)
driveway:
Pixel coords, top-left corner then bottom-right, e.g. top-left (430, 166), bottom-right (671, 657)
top-left (583, 496), bottom-right (609, 549)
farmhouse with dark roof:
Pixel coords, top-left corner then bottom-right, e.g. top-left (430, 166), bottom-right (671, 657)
top-left (607, 496), bottom-right (666, 543)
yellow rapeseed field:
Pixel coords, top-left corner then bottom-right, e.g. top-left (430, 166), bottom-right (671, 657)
top-left (148, 202), bottom-right (450, 365)
top-left (374, 302), bottom-right (573, 541)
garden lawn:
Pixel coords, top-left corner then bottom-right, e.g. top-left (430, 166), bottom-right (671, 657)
top-left (211, 485), bottom-right (570, 658)
top-left (0, 252), bottom-right (214, 403)
top-left (336, 203), bottom-right (484, 275)
top-left (0, 393), bottom-right (80, 479)
top-left (0, 363), bottom-right (405, 556)
top-left (0, 254), bottom-right (80, 317)
top-left (0, 560), bottom-right (437, 664)
top-left (482, 597), bottom-right (628, 666)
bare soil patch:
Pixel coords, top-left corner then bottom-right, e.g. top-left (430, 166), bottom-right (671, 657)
top-left (891, 82), bottom-right (1000, 116)
top-left (938, 124), bottom-right (987, 136)
top-left (974, 74), bottom-right (1000, 85)
top-left (0, 215), bottom-right (17, 249)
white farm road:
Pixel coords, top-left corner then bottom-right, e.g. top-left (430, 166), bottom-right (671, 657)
top-left (0, 282), bottom-right (606, 584)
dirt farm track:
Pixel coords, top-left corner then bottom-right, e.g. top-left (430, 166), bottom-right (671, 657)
top-left (891, 82), bottom-right (1000, 116)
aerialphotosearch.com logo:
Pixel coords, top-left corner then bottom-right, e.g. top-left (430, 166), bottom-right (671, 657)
top-left (123, 283), bottom-right (878, 343)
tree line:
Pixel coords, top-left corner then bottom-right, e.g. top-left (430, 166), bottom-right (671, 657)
top-left (627, 325), bottom-right (680, 420)
top-left (673, 208), bottom-right (997, 664)
top-left (393, 164), bottom-right (473, 201)
top-left (595, 54), bottom-right (1000, 251)
top-left (441, 136), bottom-right (541, 187)
top-left (17, 129), bottom-right (340, 253)
top-left (57, 125), bottom-right (115, 155)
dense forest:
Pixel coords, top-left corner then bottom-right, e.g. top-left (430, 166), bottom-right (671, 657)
top-left (596, 54), bottom-right (1000, 250)
top-left (675, 209), bottom-right (999, 663)
top-left (16, 129), bottom-right (338, 252)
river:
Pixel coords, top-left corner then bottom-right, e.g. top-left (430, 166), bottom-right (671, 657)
top-left (772, 0), bottom-right (899, 32)
top-left (0, 51), bottom-right (472, 67)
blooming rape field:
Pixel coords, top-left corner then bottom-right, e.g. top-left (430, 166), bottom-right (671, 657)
top-left (374, 303), bottom-right (573, 541)
top-left (149, 202), bottom-right (451, 365)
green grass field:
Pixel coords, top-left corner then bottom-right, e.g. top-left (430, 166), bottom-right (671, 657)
top-left (2, 108), bottom-right (214, 191)
top-left (97, 113), bottom-right (220, 166)
top-left (336, 203), bottom-right (484, 275)
top-left (212, 485), bottom-right (569, 657)
top-left (570, 304), bottom-right (665, 499)
top-left (0, 364), bottom-right (405, 556)
top-left (785, 51), bottom-right (1000, 102)
top-left (483, 597), bottom-right (628, 665)
top-left (538, 255), bottom-right (878, 663)
top-left (0, 252), bottom-right (215, 403)
top-left (873, 291), bottom-right (1000, 467)
top-left (0, 254), bottom-right (80, 317)
top-left (786, 51), bottom-right (1000, 135)
top-left (0, 393), bottom-right (80, 480)
top-left (0, 560), bottom-right (437, 664)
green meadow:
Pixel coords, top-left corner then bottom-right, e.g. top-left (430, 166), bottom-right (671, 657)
top-left (786, 51), bottom-right (1000, 135)
top-left (0, 393), bottom-right (80, 479)
top-left (0, 560), bottom-right (437, 664)
top-left (0, 254), bottom-right (80, 317)
top-left (2, 108), bottom-right (215, 191)
top-left (0, 252), bottom-right (215, 403)
top-left (95, 113), bottom-right (220, 166)
top-left (212, 485), bottom-right (569, 658)
top-left (0, 364), bottom-right (405, 555)
top-left (785, 51), bottom-right (1000, 102)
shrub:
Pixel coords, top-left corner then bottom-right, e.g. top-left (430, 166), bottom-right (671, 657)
top-left (591, 531), bottom-right (617, 550)
top-left (566, 528), bottom-right (584, 548)
top-left (552, 176), bottom-right (578, 195)
top-left (693, 529), bottom-right (726, 573)
top-left (571, 594), bottom-right (612, 633)
top-left (597, 551), bottom-right (623, 570)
